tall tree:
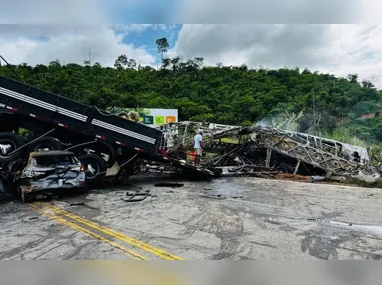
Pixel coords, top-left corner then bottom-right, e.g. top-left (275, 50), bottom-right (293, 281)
top-left (162, 58), bottom-right (171, 69)
top-left (127, 58), bottom-right (137, 69)
top-left (170, 56), bottom-right (181, 71)
top-left (114, 55), bottom-right (128, 69)
top-left (361, 80), bottom-right (375, 89)
top-left (155, 38), bottom-right (169, 62)
top-left (347, 74), bottom-right (359, 84)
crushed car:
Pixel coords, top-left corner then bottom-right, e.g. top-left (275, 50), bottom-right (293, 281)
top-left (17, 150), bottom-right (87, 202)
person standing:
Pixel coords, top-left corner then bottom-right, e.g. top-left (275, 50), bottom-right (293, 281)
top-left (194, 131), bottom-right (203, 166)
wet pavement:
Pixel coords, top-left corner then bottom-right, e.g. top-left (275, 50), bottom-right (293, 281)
top-left (1, 175), bottom-right (382, 260)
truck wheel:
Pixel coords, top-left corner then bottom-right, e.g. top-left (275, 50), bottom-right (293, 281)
top-left (21, 191), bottom-right (34, 203)
top-left (0, 133), bottom-right (27, 163)
top-left (29, 137), bottom-right (63, 152)
top-left (78, 154), bottom-right (107, 185)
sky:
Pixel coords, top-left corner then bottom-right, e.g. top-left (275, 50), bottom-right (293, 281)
top-left (1, 0), bottom-right (382, 87)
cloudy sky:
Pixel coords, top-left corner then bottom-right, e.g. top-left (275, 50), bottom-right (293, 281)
top-left (1, 0), bottom-right (382, 87)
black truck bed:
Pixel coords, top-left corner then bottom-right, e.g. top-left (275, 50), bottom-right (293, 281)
top-left (0, 76), bottom-right (216, 177)
top-left (0, 76), bottom-right (162, 154)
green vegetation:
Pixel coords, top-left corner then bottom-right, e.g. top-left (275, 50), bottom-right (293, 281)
top-left (1, 42), bottom-right (382, 153)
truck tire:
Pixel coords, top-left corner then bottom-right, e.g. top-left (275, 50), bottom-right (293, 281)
top-left (29, 136), bottom-right (63, 152)
top-left (78, 154), bottom-right (107, 185)
top-left (0, 133), bottom-right (27, 163)
top-left (21, 190), bottom-right (34, 203)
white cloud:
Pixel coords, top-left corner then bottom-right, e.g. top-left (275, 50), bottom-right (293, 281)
top-left (0, 25), bottom-right (155, 67)
top-left (177, 0), bottom-right (362, 23)
top-left (174, 24), bottom-right (382, 87)
top-left (0, 1), bottom-right (156, 67)
top-left (2, 1), bottom-right (382, 90)
top-left (112, 24), bottom-right (167, 34)
top-left (0, 0), bottom-right (107, 24)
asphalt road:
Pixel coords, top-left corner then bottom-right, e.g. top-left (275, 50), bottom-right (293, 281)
top-left (1, 175), bottom-right (382, 260)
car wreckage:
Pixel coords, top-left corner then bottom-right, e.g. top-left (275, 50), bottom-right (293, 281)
top-left (17, 151), bottom-right (87, 202)
top-left (156, 121), bottom-right (382, 185)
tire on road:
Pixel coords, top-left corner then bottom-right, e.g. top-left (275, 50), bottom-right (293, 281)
top-left (78, 154), bottom-right (107, 186)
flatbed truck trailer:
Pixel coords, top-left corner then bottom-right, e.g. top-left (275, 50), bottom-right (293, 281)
top-left (0, 76), bottom-right (216, 195)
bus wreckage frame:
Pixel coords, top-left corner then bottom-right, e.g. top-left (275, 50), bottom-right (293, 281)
top-left (153, 121), bottom-right (382, 184)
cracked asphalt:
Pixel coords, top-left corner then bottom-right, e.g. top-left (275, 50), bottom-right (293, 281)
top-left (1, 175), bottom-right (382, 260)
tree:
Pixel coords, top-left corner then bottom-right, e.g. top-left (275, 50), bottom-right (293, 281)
top-left (170, 57), bottom-right (181, 71)
top-left (114, 55), bottom-right (128, 69)
top-left (155, 38), bottom-right (169, 62)
top-left (4, 56), bottom-right (382, 145)
top-left (347, 74), bottom-right (358, 84)
top-left (113, 56), bottom-right (137, 70)
top-left (127, 58), bottom-right (137, 69)
top-left (361, 80), bottom-right (375, 89)
top-left (194, 57), bottom-right (204, 68)
top-left (49, 60), bottom-right (61, 68)
top-left (239, 64), bottom-right (248, 71)
top-left (162, 58), bottom-right (171, 69)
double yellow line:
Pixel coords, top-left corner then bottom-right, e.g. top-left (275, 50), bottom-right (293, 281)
top-left (31, 202), bottom-right (183, 260)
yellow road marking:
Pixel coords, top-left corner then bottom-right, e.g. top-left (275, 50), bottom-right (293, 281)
top-left (90, 261), bottom-right (185, 285)
top-left (37, 202), bottom-right (183, 260)
top-left (30, 204), bottom-right (147, 260)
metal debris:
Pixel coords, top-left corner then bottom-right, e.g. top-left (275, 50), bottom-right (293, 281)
top-left (68, 202), bottom-right (85, 206)
top-left (199, 194), bottom-right (227, 200)
top-left (198, 193), bottom-right (243, 199)
top-left (121, 190), bottom-right (152, 202)
top-left (154, 182), bottom-right (184, 188)
top-left (159, 121), bottom-right (382, 185)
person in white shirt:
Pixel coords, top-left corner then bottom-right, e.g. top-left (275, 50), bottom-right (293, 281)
top-left (194, 131), bottom-right (203, 166)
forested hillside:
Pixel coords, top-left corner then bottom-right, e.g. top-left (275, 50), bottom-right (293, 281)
top-left (1, 54), bottom-right (382, 146)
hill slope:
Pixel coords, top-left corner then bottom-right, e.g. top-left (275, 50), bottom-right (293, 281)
top-left (1, 57), bottom-right (382, 144)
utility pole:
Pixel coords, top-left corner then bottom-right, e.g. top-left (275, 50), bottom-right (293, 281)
top-left (88, 45), bottom-right (92, 66)
top-left (312, 88), bottom-right (316, 126)
top-left (83, 45), bottom-right (92, 66)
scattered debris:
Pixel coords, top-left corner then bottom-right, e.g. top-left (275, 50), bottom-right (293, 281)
top-left (121, 189), bottom-right (157, 202)
top-left (68, 202), bottom-right (85, 206)
top-left (276, 173), bottom-right (311, 182)
top-left (310, 176), bottom-right (326, 183)
top-left (154, 182), bottom-right (184, 188)
top-left (121, 192), bottom-right (149, 202)
top-left (28, 216), bottom-right (39, 221)
top-left (307, 218), bottom-right (321, 222)
top-left (166, 190), bottom-right (175, 193)
top-left (203, 188), bottom-right (213, 191)
top-left (199, 194), bottom-right (227, 200)
top-left (250, 172), bottom-right (280, 179)
top-left (199, 193), bottom-right (243, 200)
